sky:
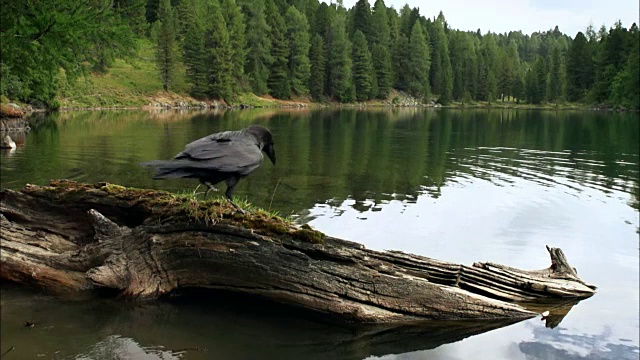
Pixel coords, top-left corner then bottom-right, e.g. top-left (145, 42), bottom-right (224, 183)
top-left (329, 0), bottom-right (640, 36)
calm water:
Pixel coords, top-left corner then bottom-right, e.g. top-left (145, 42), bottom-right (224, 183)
top-left (1, 108), bottom-right (638, 360)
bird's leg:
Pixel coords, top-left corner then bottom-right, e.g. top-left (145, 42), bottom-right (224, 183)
top-left (224, 177), bottom-right (245, 214)
top-left (203, 181), bottom-right (218, 198)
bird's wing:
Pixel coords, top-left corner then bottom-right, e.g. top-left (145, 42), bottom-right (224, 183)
top-left (175, 133), bottom-right (263, 175)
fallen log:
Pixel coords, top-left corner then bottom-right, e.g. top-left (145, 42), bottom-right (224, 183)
top-left (0, 180), bottom-right (596, 323)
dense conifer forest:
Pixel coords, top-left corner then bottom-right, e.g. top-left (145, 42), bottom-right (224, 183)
top-left (1, 0), bottom-right (638, 109)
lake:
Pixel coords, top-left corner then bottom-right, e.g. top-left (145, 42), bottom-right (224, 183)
top-left (1, 108), bottom-right (638, 360)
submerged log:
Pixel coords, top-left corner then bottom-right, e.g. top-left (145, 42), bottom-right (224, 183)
top-left (0, 180), bottom-right (596, 323)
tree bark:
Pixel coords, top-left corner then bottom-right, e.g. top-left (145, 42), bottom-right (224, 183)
top-left (0, 180), bottom-right (596, 323)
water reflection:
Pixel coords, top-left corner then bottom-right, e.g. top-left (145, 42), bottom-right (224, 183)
top-left (0, 108), bottom-right (638, 360)
top-left (0, 286), bottom-right (532, 360)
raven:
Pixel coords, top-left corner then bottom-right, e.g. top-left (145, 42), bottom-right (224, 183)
top-left (142, 125), bottom-right (276, 212)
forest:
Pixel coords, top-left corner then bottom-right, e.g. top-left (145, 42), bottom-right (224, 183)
top-left (0, 0), bottom-right (638, 109)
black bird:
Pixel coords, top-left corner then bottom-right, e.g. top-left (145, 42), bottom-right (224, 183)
top-left (142, 125), bottom-right (276, 212)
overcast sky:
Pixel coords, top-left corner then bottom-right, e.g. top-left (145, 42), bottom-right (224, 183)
top-left (330, 0), bottom-right (639, 37)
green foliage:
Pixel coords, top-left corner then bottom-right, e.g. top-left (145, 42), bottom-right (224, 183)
top-left (328, 9), bottom-right (354, 102)
top-left (266, 0), bottom-right (291, 98)
top-left (285, 6), bottom-right (312, 95)
top-left (566, 32), bottom-right (593, 102)
top-left (0, 0), bottom-right (136, 106)
top-left (352, 0), bottom-right (372, 42)
top-left (222, 0), bottom-right (247, 93)
top-left (309, 34), bottom-right (326, 100)
top-left (182, 5), bottom-right (207, 98)
top-left (204, 0), bottom-right (234, 101)
top-left (156, 0), bottom-right (178, 91)
top-left (242, 0), bottom-right (272, 95)
top-left (546, 45), bottom-right (563, 103)
top-left (352, 30), bottom-right (374, 101)
top-left (407, 22), bottom-right (430, 99)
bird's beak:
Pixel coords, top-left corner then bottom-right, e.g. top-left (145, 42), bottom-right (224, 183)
top-left (266, 144), bottom-right (276, 165)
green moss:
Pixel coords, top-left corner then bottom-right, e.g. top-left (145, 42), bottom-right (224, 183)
top-left (32, 180), bottom-right (326, 243)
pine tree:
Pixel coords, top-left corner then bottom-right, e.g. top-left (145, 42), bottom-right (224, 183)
top-left (486, 70), bottom-right (497, 103)
top-left (371, 0), bottom-right (390, 46)
top-left (328, 8), bottom-right (353, 102)
top-left (371, 44), bottom-right (392, 98)
top-left (309, 34), bottom-right (325, 100)
top-left (156, 0), bottom-right (178, 92)
top-left (352, 0), bottom-right (372, 43)
top-left (433, 19), bottom-right (452, 104)
top-left (352, 30), bottom-right (373, 101)
top-left (204, 0), bottom-right (233, 101)
top-left (407, 22), bottom-right (430, 99)
top-left (285, 6), bottom-right (311, 95)
top-left (266, 0), bottom-right (290, 98)
top-left (221, 0), bottom-right (246, 92)
top-left (243, 0), bottom-right (272, 95)
top-left (546, 45), bottom-right (563, 104)
top-left (182, 7), bottom-right (208, 98)
top-left (566, 32), bottom-right (593, 101)
top-left (393, 34), bottom-right (411, 91)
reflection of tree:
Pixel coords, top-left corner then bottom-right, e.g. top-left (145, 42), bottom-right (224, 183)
top-left (2, 108), bottom-right (638, 218)
top-left (0, 286), bottom-right (530, 360)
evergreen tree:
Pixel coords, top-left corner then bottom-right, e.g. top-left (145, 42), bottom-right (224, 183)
top-left (266, 0), bottom-right (290, 98)
top-left (156, 0), bottom-right (178, 92)
top-left (433, 19), bottom-right (453, 104)
top-left (183, 13), bottom-right (207, 98)
top-left (204, 0), bottom-right (233, 101)
top-left (242, 0), bottom-right (272, 95)
top-left (611, 27), bottom-right (640, 109)
top-left (407, 22), bottom-right (430, 99)
top-left (546, 45), bottom-right (563, 103)
top-left (486, 70), bottom-right (497, 103)
top-left (371, 0), bottom-right (390, 46)
top-left (370, 0), bottom-right (392, 98)
top-left (309, 34), bottom-right (326, 100)
top-left (393, 34), bottom-right (411, 91)
top-left (114, 0), bottom-right (147, 35)
top-left (352, 0), bottom-right (372, 43)
top-left (352, 30), bottom-right (374, 101)
top-left (328, 8), bottom-right (353, 102)
top-left (285, 6), bottom-right (311, 95)
top-left (221, 0), bottom-right (246, 92)
top-left (371, 44), bottom-right (392, 99)
top-left (566, 32), bottom-right (593, 101)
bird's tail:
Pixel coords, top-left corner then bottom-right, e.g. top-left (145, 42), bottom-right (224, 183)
top-left (139, 160), bottom-right (193, 179)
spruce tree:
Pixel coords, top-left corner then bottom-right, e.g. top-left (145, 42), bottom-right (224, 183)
top-left (546, 45), bottom-right (562, 104)
top-left (243, 0), bottom-right (272, 95)
top-left (566, 32), bottom-right (592, 101)
top-left (433, 19), bottom-right (453, 104)
top-left (309, 34), bottom-right (326, 100)
top-left (352, 30), bottom-right (374, 101)
top-left (369, 0), bottom-right (392, 98)
top-left (204, 0), bottom-right (233, 101)
top-left (285, 6), bottom-right (311, 95)
top-left (371, 44), bottom-right (392, 98)
top-left (407, 22), bottom-right (430, 99)
top-left (328, 9), bottom-right (353, 102)
top-left (221, 0), bottom-right (246, 92)
top-left (156, 0), bottom-right (178, 92)
top-left (352, 0), bottom-right (372, 43)
top-left (393, 34), bottom-right (411, 92)
top-left (182, 8), bottom-right (208, 98)
top-left (266, 0), bottom-right (290, 98)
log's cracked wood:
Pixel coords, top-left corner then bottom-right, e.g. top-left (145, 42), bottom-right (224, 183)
top-left (0, 180), bottom-right (596, 324)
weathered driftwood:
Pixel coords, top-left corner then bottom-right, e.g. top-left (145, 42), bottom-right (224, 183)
top-left (0, 180), bottom-right (596, 323)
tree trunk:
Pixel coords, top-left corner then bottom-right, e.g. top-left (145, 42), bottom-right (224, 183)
top-left (0, 180), bottom-right (596, 324)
